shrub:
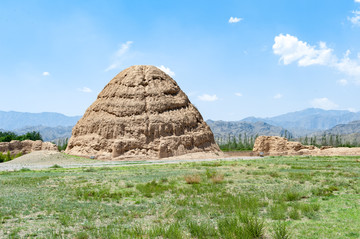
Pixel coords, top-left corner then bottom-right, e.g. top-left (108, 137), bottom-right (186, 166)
top-left (205, 169), bottom-right (217, 178)
top-left (273, 221), bottom-right (291, 239)
top-left (269, 203), bottom-right (287, 220)
top-left (283, 188), bottom-right (303, 201)
top-left (299, 203), bottom-right (320, 219)
top-left (243, 215), bottom-right (265, 238)
top-left (184, 174), bottom-right (201, 184)
top-left (56, 138), bottom-right (68, 151)
top-left (76, 185), bottom-right (123, 201)
top-left (211, 173), bottom-right (224, 184)
top-left (312, 186), bottom-right (338, 197)
top-left (125, 182), bottom-right (134, 188)
top-left (19, 168), bottom-right (31, 172)
top-left (0, 151), bottom-right (22, 163)
top-left (74, 231), bottom-right (89, 239)
top-left (50, 164), bottom-right (62, 169)
top-left (269, 171), bottom-right (280, 178)
top-left (218, 217), bottom-right (246, 238)
top-left (6, 151), bottom-right (11, 161)
top-left (136, 180), bottom-right (171, 197)
top-left (187, 221), bottom-right (218, 238)
top-left (150, 223), bottom-right (183, 239)
top-left (289, 208), bottom-right (300, 220)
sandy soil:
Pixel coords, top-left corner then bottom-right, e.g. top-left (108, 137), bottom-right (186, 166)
top-left (0, 151), bottom-right (260, 171)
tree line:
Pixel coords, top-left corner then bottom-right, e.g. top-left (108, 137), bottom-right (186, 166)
top-left (298, 134), bottom-right (360, 148)
top-left (0, 131), bottom-right (43, 142)
top-left (216, 132), bottom-right (360, 152)
top-left (215, 133), bottom-right (259, 151)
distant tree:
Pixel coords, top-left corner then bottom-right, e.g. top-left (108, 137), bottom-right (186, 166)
top-left (238, 134), bottom-right (244, 149)
top-left (250, 136), bottom-right (254, 149)
top-left (329, 135), bottom-right (334, 146)
top-left (321, 134), bottom-right (326, 146)
top-left (232, 136), bottom-right (237, 149)
top-left (304, 136), bottom-right (309, 145)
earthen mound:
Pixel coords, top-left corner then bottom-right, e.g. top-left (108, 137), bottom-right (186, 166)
top-left (253, 136), bottom-right (315, 156)
top-left (0, 140), bottom-right (58, 155)
top-left (66, 65), bottom-right (220, 159)
top-left (253, 136), bottom-right (360, 156)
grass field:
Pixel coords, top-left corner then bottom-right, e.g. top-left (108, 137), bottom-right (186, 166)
top-left (1, 156), bottom-right (360, 238)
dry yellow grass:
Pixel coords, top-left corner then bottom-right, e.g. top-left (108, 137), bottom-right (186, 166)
top-left (184, 174), bottom-right (201, 184)
top-left (210, 173), bottom-right (224, 184)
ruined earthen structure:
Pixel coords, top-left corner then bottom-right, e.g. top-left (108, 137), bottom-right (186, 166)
top-left (253, 136), bottom-right (360, 156)
top-left (253, 136), bottom-right (315, 155)
top-left (0, 140), bottom-right (58, 155)
top-left (66, 65), bottom-right (220, 159)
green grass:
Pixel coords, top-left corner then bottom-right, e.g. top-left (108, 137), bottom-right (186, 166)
top-left (0, 156), bottom-right (360, 238)
top-left (0, 151), bottom-right (22, 163)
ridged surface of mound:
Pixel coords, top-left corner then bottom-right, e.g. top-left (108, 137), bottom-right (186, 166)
top-left (66, 65), bottom-right (220, 159)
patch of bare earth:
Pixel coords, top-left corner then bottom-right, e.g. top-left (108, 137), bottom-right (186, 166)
top-left (0, 150), bottom-right (259, 171)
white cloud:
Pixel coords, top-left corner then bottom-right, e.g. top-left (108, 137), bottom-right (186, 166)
top-left (105, 41), bottom-right (133, 72)
top-left (348, 10), bottom-right (360, 26)
top-left (198, 94), bottom-right (218, 102)
top-left (355, 0), bottom-right (360, 3)
top-left (42, 72), bottom-right (50, 76)
top-left (348, 107), bottom-right (357, 112)
top-left (337, 79), bottom-right (348, 86)
top-left (229, 17), bottom-right (242, 23)
top-left (78, 87), bottom-right (92, 93)
top-left (310, 98), bottom-right (338, 110)
top-left (273, 34), bottom-right (334, 66)
top-left (273, 34), bottom-right (360, 80)
top-left (157, 65), bottom-right (175, 77)
top-left (273, 93), bottom-right (283, 99)
top-left (334, 50), bottom-right (360, 77)
top-left (235, 92), bottom-right (242, 97)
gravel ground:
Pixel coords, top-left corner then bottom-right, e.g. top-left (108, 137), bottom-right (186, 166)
top-left (0, 150), bottom-right (261, 171)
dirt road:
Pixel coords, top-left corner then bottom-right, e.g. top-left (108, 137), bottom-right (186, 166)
top-left (0, 151), bottom-right (261, 171)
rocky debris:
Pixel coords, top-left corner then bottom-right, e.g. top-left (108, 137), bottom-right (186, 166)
top-left (253, 136), bottom-right (360, 156)
top-left (66, 65), bottom-right (220, 159)
top-left (0, 140), bottom-right (58, 155)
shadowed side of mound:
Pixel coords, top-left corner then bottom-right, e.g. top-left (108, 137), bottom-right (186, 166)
top-left (65, 65), bottom-right (221, 160)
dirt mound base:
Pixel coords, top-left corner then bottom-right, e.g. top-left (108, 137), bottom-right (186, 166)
top-left (253, 136), bottom-right (360, 156)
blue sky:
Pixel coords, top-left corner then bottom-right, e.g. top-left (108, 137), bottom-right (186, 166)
top-left (1, 0), bottom-right (360, 120)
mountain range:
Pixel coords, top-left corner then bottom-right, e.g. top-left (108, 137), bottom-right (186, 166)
top-left (1, 108), bottom-right (360, 142)
top-left (13, 125), bottom-right (73, 142)
top-left (242, 108), bottom-right (360, 134)
top-left (0, 111), bottom-right (81, 130)
top-left (206, 120), bottom-right (289, 139)
top-left (207, 108), bottom-right (360, 139)
top-left (324, 120), bottom-right (360, 135)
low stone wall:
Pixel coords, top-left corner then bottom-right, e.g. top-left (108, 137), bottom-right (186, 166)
top-left (0, 140), bottom-right (58, 155)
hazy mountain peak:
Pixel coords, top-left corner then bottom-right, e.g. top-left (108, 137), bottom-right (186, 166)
top-left (0, 111), bottom-right (81, 130)
top-left (241, 108), bottom-right (360, 131)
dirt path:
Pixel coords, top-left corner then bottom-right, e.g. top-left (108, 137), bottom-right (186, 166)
top-left (0, 151), bottom-right (261, 171)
